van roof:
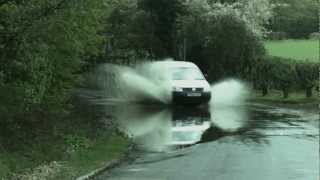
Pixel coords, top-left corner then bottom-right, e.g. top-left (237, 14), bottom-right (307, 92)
top-left (153, 61), bottom-right (198, 68)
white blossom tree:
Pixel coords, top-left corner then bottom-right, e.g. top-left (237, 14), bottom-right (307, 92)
top-left (181, 0), bottom-right (274, 37)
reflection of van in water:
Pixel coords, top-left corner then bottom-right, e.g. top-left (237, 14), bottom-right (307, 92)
top-left (169, 107), bottom-right (211, 146)
top-left (156, 61), bottom-right (211, 105)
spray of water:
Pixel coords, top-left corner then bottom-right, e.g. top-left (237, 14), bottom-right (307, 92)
top-left (120, 60), bottom-right (173, 103)
top-left (210, 79), bottom-right (249, 107)
top-left (209, 79), bottom-right (249, 132)
top-left (113, 105), bottom-right (173, 152)
top-left (94, 59), bottom-right (173, 104)
top-left (94, 62), bottom-right (250, 107)
top-left (93, 73), bottom-right (251, 150)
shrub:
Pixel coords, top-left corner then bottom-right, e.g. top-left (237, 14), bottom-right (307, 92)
top-left (268, 32), bottom-right (288, 40)
top-left (309, 32), bottom-right (320, 40)
top-left (295, 62), bottom-right (319, 97)
top-left (253, 56), bottom-right (297, 98)
top-left (0, 0), bottom-right (107, 123)
top-left (191, 13), bottom-right (265, 81)
top-left (252, 56), bottom-right (276, 96)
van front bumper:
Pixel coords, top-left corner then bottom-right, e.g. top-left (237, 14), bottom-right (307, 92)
top-left (172, 91), bottom-right (211, 105)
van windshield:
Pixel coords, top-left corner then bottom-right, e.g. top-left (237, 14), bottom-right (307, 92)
top-left (172, 67), bottom-right (205, 80)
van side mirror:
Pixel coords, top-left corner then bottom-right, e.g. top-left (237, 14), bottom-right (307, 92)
top-left (204, 73), bottom-right (208, 79)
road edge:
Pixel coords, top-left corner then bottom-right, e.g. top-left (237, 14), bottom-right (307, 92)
top-left (76, 159), bottom-right (122, 180)
top-left (76, 143), bottom-right (136, 180)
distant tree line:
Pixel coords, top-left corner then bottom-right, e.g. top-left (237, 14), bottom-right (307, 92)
top-left (104, 0), bottom-right (272, 78)
top-left (268, 0), bottom-right (318, 39)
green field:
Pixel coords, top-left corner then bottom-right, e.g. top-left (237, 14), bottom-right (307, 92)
top-left (265, 39), bottom-right (319, 62)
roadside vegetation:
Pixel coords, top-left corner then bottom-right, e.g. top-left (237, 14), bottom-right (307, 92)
top-left (255, 0), bottom-right (319, 103)
top-left (3, 133), bottom-right (128, 180)
top-left (252, 56), bottom-right (319, 102)
top-left (0, 98), bottom-right (129, 179)
top-left (0, 0), bottom-right (318, 178)
top-left (250, 89), bottom-right (319, 104)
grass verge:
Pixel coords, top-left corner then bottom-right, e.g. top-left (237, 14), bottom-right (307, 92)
top-left (0, 130), bottom-right (129, 180)
top-left (249, 89), bottom-right (319, 104)
top-left (57, 133), bottom-right (129, 179)
top-left (264, 39), bottom-right (319, 62)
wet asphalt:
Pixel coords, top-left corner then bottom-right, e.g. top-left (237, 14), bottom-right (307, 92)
top-left (92, 102), bottom-right (319, 180)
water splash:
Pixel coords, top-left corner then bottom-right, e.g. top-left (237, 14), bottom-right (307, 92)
top-left (93, 77), bottom-right (251, 151)
top-left (91, 63), bottom-right (249, 108)
top-left (93, 59), bottom-right (173, 104)
top-left (210, 79), bottom-right (249, 132)
top-left (210, 79), bottom-right (249, 107)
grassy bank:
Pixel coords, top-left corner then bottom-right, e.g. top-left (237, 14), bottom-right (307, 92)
top-left (0, 98), bottom-right (130, 179)
top-left (264, 39), bottom-right (319, 62)
top-left (0, 132), bottom-right (129, 179)
top-left (56, 133), bottom-right (129, 179)
top-left (249, 89), bottom-right (319, 104)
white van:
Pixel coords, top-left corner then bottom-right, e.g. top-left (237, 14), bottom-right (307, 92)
top-left (150, 61), bottom-right (211, 104)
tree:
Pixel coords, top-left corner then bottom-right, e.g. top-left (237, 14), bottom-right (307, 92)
top-left (269, 57), bottom-right (296, 98)
top-left (104, 0), bottom-right (161, 61)
top-left (208, 0), bottom-right (274, 37)
top-left (295, 62), bottom-right (319, 97)
top-left (269, 0), bottom-right (318, 38)
top-left (137, 0), bottom-right (186, 58)
top-left (177, 1), bottom-right (267, 81)
top-left (206, 14), bottom-right (263, 79)
top-left (252, 56), bottom-right (276, 96)
top-left (0, 0), bottom-right (108, 122)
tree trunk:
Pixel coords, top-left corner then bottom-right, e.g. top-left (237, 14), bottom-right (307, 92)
top-left (282, 88), bottom-right (289, 99)
top-left (262, 86), bottom-right (268, 96)
top-left (252, 78), bottom-right (258, 89)
top-left (306, 87), bottom-right (312, 97)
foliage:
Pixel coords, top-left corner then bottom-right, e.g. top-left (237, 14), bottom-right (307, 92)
top-left (309, 32), bottom-right (320, 40)
top-left (138, 0), bottom-right (186, 57)
top-left (250, 89), bottom-right (319, 104)
top-left (204, 14), bottom-right (265, 81)
top-left (183, 0), bottom-right (274, 37)
top-left (0, 98), bottom-right (127, 179)
top-left (104, 0), bottom-right (154, 60)
top-left (105, 0), bottom-right (186, 59)
top-left (64, 135), bottom-right (92, 153)
top-left (105, 0), bottom-right (273, 63)
top-left (253, 55), bottom-right (320, 98)
top-left (269, 57), bottom-right (296, 98)
top-left (234, 0), bottom-right (274, 37)
top-left (0, 0), bottom-right (108, 121)
top-left (269, 0), bottom-right (318, 38)
top-left (295, 62), bottom-right (319, 97)
top-left (177, 1), bottom-right (266, 81)
top-left (252, 56), bottom-right (275, 96)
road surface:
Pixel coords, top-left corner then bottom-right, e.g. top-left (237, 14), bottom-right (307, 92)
top-left (94, 103), bottom-right (319, 180)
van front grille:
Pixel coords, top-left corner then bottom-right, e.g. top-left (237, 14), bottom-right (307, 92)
top-left (182, 88), bottom-right (203, 92)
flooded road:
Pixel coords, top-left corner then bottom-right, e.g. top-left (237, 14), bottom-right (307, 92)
top-left (73, 64), bottom-right (320, 180)
top-left (83, 97), bottom-right (319, 180)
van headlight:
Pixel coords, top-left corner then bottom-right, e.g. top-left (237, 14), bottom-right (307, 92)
top-left (173, 87), bottom-right (183, 92)
top-left (203, 86), bottom-right (211, 92)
